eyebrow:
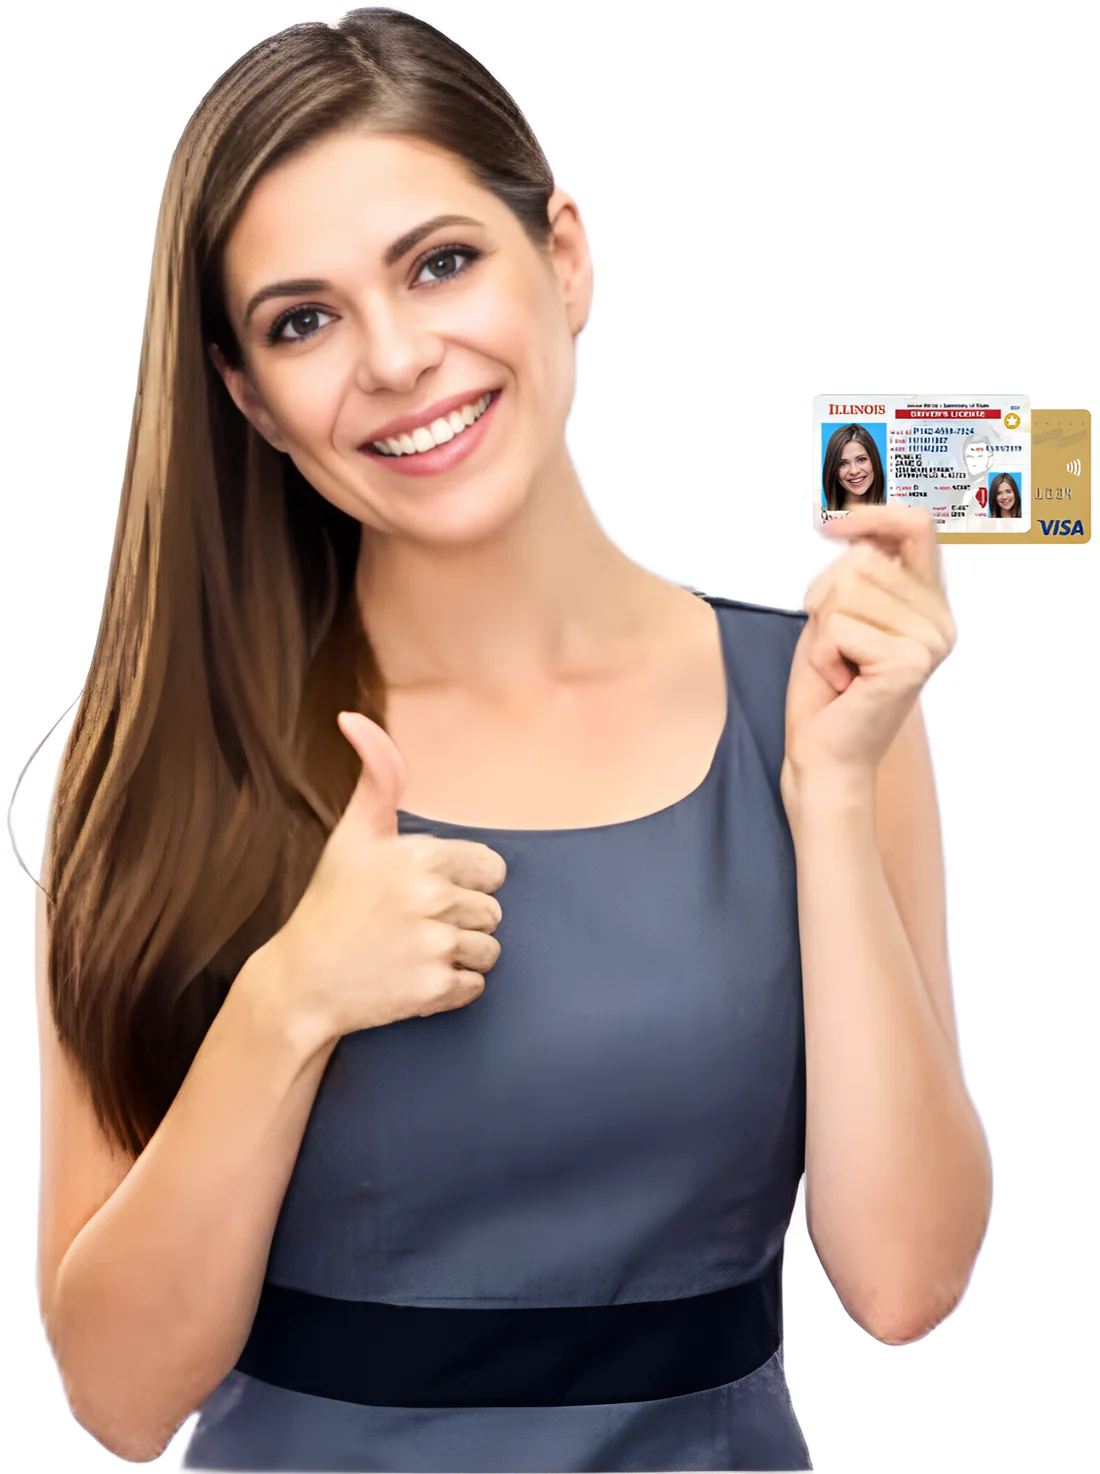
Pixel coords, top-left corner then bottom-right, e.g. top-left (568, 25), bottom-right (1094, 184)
top-left (241, 214), bottom-right (485, 326)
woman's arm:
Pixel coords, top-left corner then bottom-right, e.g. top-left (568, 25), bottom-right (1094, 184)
top-left (785, 699), bottom-right (992, 1345)
top-left (38, 886), bottom-right (336, 1462)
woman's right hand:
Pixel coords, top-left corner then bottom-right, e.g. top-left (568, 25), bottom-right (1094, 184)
top-left (261, 710), bottom-right (507, 1046)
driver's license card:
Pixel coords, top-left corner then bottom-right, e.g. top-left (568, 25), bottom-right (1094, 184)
top-left (813, 395), bottom-right (1031, 534)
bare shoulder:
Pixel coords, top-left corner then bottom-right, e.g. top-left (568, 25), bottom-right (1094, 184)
top-left (35, 809), bottom-right (135, 1331)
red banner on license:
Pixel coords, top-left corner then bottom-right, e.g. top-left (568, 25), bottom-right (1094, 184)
top-left (894, 409), bottom-right (1003, 419)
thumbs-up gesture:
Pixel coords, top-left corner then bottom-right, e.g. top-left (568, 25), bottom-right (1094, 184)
top-left (263, 711), bottom-right (507, 1046)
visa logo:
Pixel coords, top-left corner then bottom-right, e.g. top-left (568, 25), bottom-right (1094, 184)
top-left (1039, 518), bottom-right (1085, 536)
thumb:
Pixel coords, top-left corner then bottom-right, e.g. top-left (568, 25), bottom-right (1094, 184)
top-left (336, 710), bottom-right (408, 838)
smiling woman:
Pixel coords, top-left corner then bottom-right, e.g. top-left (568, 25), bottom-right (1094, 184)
top-left (988, 472), bottom-right (1022, 517)
top-left (822, 423), bottom-right (887, 511)
top-left (29, 6), bottom-right (990, 1474)
top-left (208, 119), bottom-right (582, 532)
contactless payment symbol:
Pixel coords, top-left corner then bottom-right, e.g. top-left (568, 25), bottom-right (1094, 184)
top-left (1005, 413), bottom-right (1021, 429)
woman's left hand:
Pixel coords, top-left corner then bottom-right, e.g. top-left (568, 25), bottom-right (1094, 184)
top-left (782, 505), bottom-right (957, 794)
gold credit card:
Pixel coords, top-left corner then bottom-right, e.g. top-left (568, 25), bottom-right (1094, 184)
top-left (945, 410), bottom-right (1090, 544)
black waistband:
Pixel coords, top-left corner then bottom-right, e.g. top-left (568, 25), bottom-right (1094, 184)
top-left (235, 1258), bottom-right (781, 1407)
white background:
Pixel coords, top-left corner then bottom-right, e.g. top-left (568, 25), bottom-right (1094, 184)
top-left (2, 1), bottom-right (1097, 1470)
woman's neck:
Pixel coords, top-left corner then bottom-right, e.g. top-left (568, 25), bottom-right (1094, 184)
top-left (353, 451), bottom-right (661, 692)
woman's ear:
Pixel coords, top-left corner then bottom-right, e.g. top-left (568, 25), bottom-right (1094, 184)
top-left (545, 188), bottom-right (593, 339)
top-left (206, 342), bottom-right (289, 452)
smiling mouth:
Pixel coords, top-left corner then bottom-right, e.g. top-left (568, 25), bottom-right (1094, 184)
top-left (364, 391), bottom-right (499, 457)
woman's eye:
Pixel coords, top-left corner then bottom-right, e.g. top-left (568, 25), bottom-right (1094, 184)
top-left (265, 247), bottom-right (479, 345)
top-left (268, 306), bottom-right (336, 345)
top-left (414, 246), bottom-right (479, 287)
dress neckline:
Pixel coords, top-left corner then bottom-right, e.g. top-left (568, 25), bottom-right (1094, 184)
top-left (394, 595), bottom-right (732, 839)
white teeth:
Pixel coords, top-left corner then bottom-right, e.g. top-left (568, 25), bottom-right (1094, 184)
top-left (371, 393), bottom-right (492, 455)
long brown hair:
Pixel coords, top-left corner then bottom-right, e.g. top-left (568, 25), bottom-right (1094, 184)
top-left (22, 7), bottom-right (555, 1159)
top-left (822, 423), bottom-right (886, 510)
top-left (988, 472), bottom-right (1021, 517)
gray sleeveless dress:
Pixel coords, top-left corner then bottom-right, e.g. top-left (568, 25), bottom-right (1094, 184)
top-left (182, 594), bottom-right (813, 1472)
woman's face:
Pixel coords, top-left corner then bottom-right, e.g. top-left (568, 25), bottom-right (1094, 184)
top-left (836, 439), bottom-right (875, 499)
top-left (213, 129), bottom-right (591, 543)
top-left (995, 479), bottom-right (1016, 511)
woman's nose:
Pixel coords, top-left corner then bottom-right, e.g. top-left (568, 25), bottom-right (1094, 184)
top-left (352, 296), bottom-right (443, 393)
